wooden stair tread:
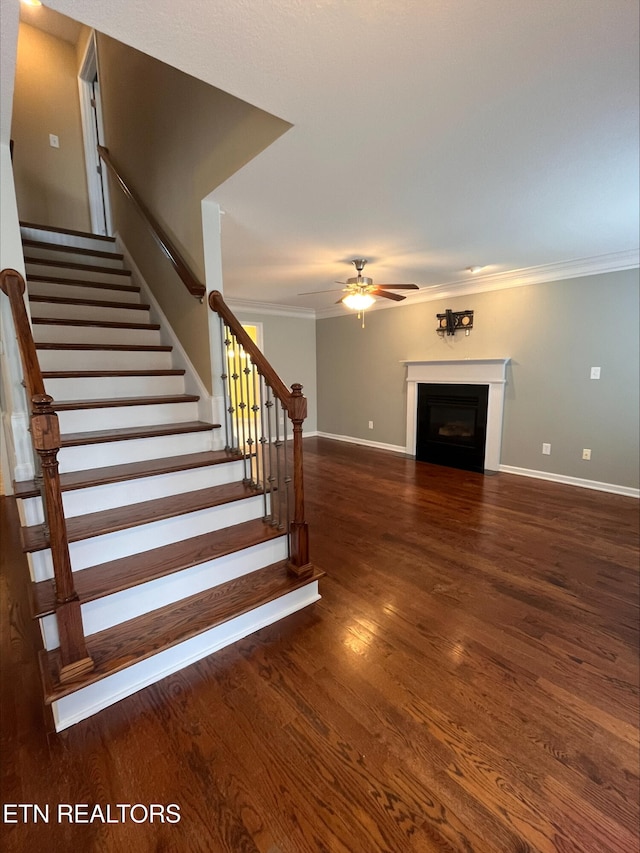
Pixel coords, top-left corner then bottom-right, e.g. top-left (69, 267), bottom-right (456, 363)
top-left (22, 238), bottom-right (124, 261)
top-left (30, 294), bottom-right (150, 311)
top-left (24, 256), bottom-right (132, 276)
top-left (36, 343), bottom-right (171, 352)
top-left (20, 221), bottom-right (116, 243)
top-left (27, 274), bottom-right (139, 293)
top-left (22, 481), bottom-right (261, 552)
top-left (42, 369), bottom-right (185, 379)
top-left (60, 420), bottom-right (219, 448)
top-left (31, 518), bottom-right (285, 616)
top-left (32, 317), bottom-right (160, 330)
top-left (51, 394), bottom-right (198, 411)
top-left (14, 450), bottom-right (241, 498)
top-left (39, 562), bottom-right (324, 703)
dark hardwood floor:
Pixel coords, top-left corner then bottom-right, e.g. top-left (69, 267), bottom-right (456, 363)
top-left (1, 437), bottom-right (638, 852)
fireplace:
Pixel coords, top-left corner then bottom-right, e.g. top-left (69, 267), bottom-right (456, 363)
top-left (416, 383), bottom-right (489, 472)
top-left (404, 359), bottom-right (510, 472)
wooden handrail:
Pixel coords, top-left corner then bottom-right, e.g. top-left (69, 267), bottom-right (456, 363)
top-left (1, 269), bottom-right (93, 682)
top-left (97, 145), bottom-right (206, 301)
top-left (209, 289), bottom-right (312, 575)
top-left (209, 291), bottom-right (291, 404)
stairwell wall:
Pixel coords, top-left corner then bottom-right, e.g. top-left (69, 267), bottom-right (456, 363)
top-left (95, 34), bottom-right (291, 395)
top-left (11, 22), bottom-right (91, 232)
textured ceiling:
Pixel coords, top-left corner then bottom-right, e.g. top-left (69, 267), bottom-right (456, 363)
top-left (2, 0), bottom-right (638, 314)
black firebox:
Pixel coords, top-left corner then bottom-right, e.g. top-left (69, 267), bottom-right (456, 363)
top-left (416, 383), bottom-right (489, 473)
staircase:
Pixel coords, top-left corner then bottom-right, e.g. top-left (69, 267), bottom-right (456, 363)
top-left (10, 222), bottom-right (322, 731)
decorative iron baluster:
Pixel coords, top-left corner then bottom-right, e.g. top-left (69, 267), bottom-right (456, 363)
top-left (273, 397), bottom-right (284, 530)
top-left (250, 362), bottom-right (261, 489)
top-left (218, 317), bottom-right (232, 452)
top-left (259, 375), bottom-right (270, 521)
top-left (265, 386), bottom-right (276, 525)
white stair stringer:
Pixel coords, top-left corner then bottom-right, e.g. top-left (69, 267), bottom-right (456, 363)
top-left (49, 582), bottom-right (321, 732)
top-left (40, 533), bottom-right (289, 649)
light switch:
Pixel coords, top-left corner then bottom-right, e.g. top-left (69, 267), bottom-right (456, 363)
top-left (590, 366), bottom-right (601, 380)
top-left (49, 134), bottom-right (59, 149)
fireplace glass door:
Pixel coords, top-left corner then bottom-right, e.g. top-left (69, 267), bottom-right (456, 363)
top-left (416, 383), bottom-right (489, 472)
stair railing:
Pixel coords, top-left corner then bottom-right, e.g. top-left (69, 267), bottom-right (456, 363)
top-left (97, 148), bottom-right (312, 576)
top-left (97, 145), bottom-right (205, 301)
top-left (209, 291), bottom-right (311, 576)
top-left (0, 269), bottom-right (94, 682)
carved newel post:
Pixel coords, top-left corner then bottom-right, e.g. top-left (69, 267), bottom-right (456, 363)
top-left (31, 394), bottom-right (94, 682)
top-left (287, 384), bottom-right (312, 577)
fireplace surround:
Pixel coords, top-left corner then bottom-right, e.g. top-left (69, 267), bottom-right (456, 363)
top-left (404, 359), bottom-right (510, 472)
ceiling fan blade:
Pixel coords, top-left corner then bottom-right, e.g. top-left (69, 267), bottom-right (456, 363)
top-left (376, 283), bottom-right (418, 290)
top-left (298, 287), bottom-right (346, 295)
top-left (374, 289), bottom-right (406, 301)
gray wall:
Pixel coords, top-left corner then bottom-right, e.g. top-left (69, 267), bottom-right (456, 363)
top-left (317, 269), bottom-right (639, 489)
top-left (233, 309), bottom-right (318, 435)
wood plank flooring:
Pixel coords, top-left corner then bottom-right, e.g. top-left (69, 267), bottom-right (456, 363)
top-left (1, 437), bottom-right (638, 853)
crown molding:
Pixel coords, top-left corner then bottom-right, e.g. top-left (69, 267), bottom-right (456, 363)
top-left (224, 298), bottom-right (316, 319)
top-left (315, 249), bottom-right (640, 319)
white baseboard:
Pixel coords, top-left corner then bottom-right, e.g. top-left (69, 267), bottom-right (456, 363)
top-left (316, 431), bottom-right (406, 454)
top-left (499, 464), bottom-right (639, 498)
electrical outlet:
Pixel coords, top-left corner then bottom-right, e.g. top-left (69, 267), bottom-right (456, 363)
top-left (590, 366), bottom-right (601, 380)
top-left (49, 133), bottom-right (59, 149)
top-left (542, 443), bottom-right (551, 455)
top-left (582, 448), bottom-right (591, 460)
top-left (368, 420), bottom-right (374, 430)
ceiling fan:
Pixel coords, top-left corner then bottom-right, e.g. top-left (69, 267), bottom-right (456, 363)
top-left (299, 259), bottom-right (418, 325)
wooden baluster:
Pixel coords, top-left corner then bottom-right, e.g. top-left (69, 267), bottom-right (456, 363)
top-left (31, 396), bottom-right (94, 682)
top-left (287, 384), bottom-right (312, 576)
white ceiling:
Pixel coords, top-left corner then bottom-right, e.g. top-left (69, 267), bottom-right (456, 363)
top-left (2, 0), bottom-right (639, 314)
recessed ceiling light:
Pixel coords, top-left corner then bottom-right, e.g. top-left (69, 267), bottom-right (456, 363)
top-left (466, 266), bottom-right (484, 274)
top-left (21, 0), bottom-right (43, 6)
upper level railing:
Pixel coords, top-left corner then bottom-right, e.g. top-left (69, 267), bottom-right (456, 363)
top-left (98, 150), bottom-right (312, 576)
top-left (0, 269), bottom-right (94, 682)
top-left (97, 146), bottom-right (205, 301)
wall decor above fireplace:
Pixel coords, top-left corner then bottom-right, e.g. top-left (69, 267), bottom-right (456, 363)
top-left (436, 309), bottom-right (474, 336)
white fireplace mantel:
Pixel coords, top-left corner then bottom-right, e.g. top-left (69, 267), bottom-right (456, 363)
top-left (404, 358), bottom-right (510, 471)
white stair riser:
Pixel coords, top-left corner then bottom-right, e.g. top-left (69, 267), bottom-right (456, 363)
top-left (33, 323), bottom-right (161, 346)
top-left (49, 582), bottom-right (321, 731)
top-left (40, 535), bottom-right (289, 648)
top-left (38, 349), bottom-right (173, 372)
top-left (32, 494), bottom-right (267, 577)
top-left (24, 245), bottom-right (124, 269)
top-left (45, 374), bottom-right (185, 401)
top-left (17, 459), bottom-right (245, 525)
top-left (21, 227), bottom-right (117, 254)
top-left (29, 281), bottom-right (141, 304)
top-left (30, 301), bottom-right (150, 324)
top-left (57, 429), bottom-right (215, 473)
top-left (25, 262), bottom-right (131, 286)
top-left (57, 400), bottom-right (199, 433)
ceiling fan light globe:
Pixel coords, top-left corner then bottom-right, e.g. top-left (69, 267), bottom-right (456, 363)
top-left (343, 293), bottom-right (375, 311)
